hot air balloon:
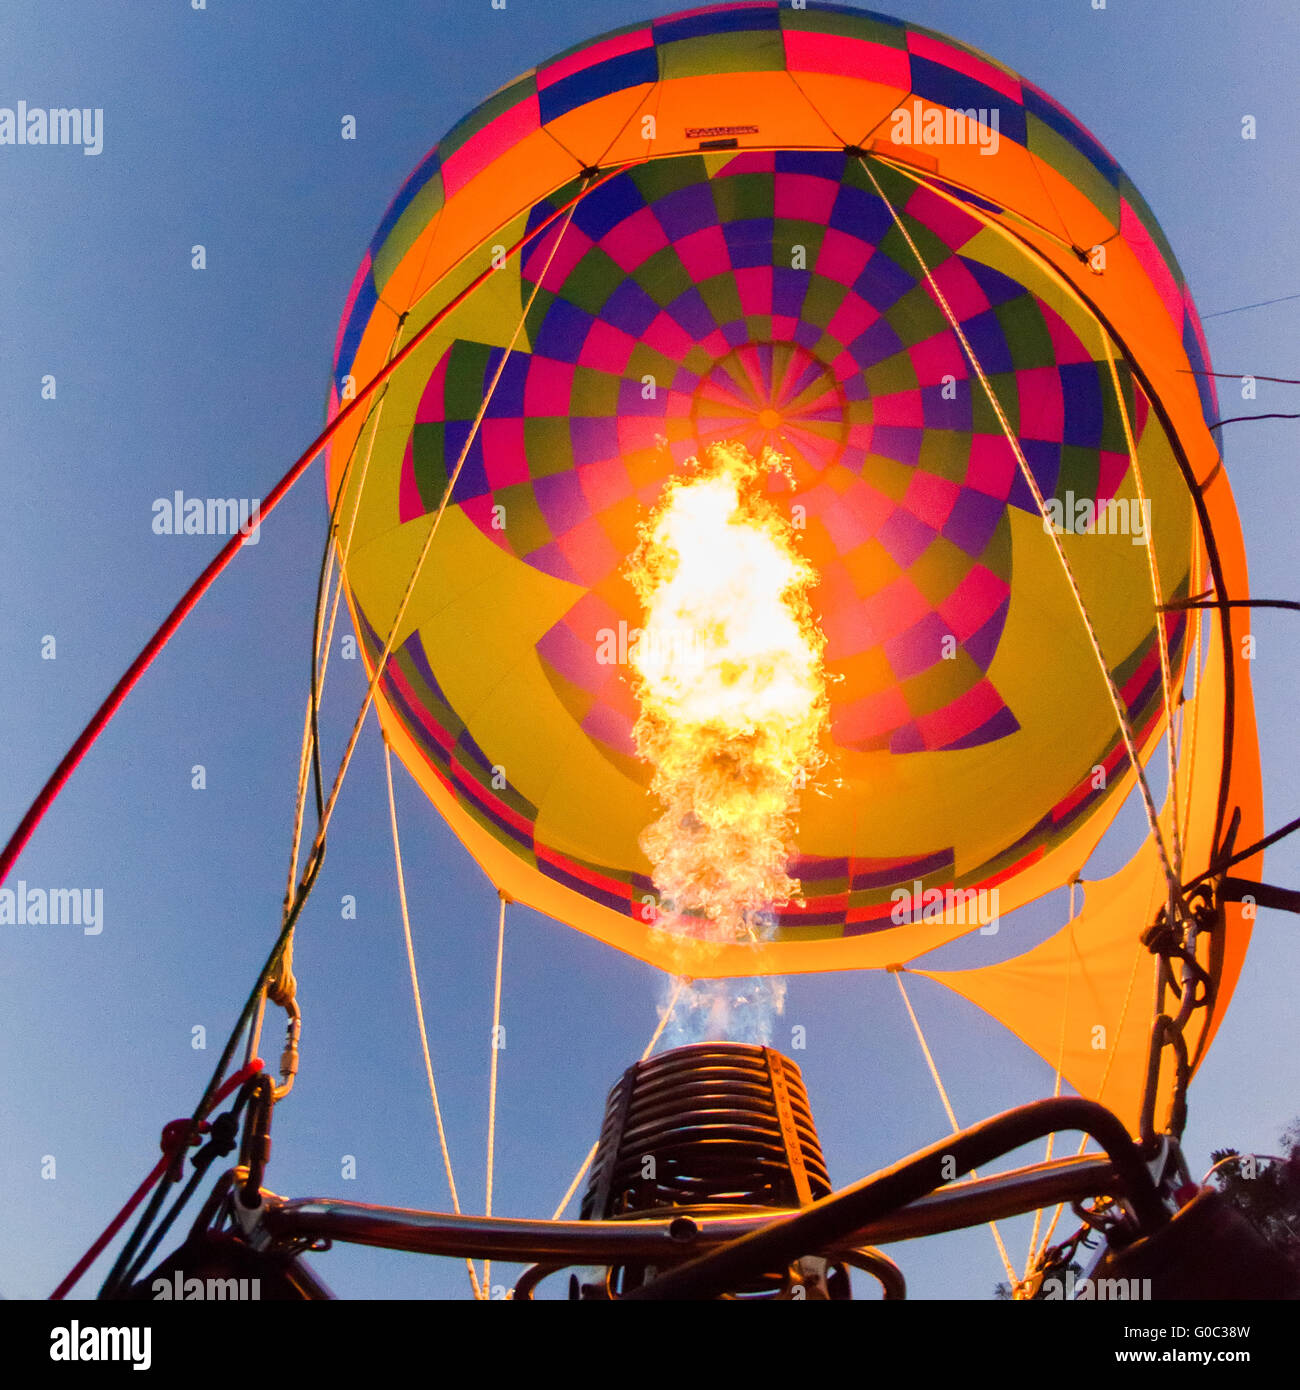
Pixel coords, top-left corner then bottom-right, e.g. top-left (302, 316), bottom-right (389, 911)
top-left (27, 2), bottom-right (1298, 1302)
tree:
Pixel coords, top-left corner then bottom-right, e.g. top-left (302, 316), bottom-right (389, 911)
top-left (994, 1119), bottom-right (1300, 1297)
top-left (1208, 1117), bottom-right (1300, 1265)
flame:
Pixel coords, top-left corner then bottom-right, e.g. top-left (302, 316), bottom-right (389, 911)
top-left (627, 442), bottom-right (829, 1042)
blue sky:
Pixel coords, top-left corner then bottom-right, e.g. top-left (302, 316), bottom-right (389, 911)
top-left (1, 0), bottom-right (1297, 1301)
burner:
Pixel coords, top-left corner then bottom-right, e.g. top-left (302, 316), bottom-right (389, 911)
top-left (579, 1042), bottom-right (846, 1298)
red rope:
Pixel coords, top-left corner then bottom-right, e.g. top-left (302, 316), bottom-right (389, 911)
top-left (49, 1059), bottom-right (264, 1300)
top-left (0, 166), bottom-right (627, 891)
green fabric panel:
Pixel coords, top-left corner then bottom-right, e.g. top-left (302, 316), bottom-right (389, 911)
top-left (886, 279), bottom-right (951, 345)
top-left (798, 274), bottom-right (849, 329)
top-left (712, 170), bottom-right (774, 222)
top-left (774, 216), bottom-right (825, 270)
top-left (902, 649), bottom-right (982, 718)
top-left (910, 531), bottom-right (977, 605)
top-left (491, 479), bottom-right (554, 553)
top-left (976, 509), bottom-right (1011, 575)
top-left (521, 418), bottom-right (573, 477)
top-left (697, 272), bottom-right (744, 328)
top-left (629, 154), bottom-right (708, 203)
top-left (558, 246), bottom-right (626, 315)
top-left (571, 365), bottom-right (622, 416)
top-left (1026, 111), bottom-right (1120, 228)
top-left (412, 422), bottom-right (448, 509)
top-left (972, 371), bottom-right (1020, 436)
top-left (659, 30), bottom-right (787, 81)
top-left (996, 296), bottom-right (1056, 369)
top-left (372, 172), bottom-right (445, 295)
top-left (1055, 444), bottom-right (1102, 516)
top-left (439, 73), bottom-right (538, 159)
top-left (442, 341), bottom-right (495, 417)
top-left (779, 7), bottom-right (908, 48)
top-left (865, 349), bottom-right (919, 397)
top-left (631, 244), bottom-right (695, 305)
top-left (916, 429), bottom-right (970, 488)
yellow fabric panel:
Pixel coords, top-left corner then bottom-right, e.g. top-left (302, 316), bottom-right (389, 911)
top-left (352, 507), bottom-right (658, 875)
top-left (371, 677), bottom-right (645, 953)
top-left (350, 505), bottom-right (578, 700)
top-left (469, 659), bottom-right (654, 871)
top-left (918, 843), bottom-right (1166, 1135)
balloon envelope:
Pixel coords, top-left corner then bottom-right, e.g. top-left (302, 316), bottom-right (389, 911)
top-left (326, 3), bottom-right (1260, 1129)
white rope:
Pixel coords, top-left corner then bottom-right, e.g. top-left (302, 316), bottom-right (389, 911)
top-left (1101, 336), bottom-right (1183, 882)
top-left (550, 978), bottom-right (686, 1221)
top-left (892, 970), bottom-right (1019, 1287)
top-left (858, 155), bottom-right (1181, 905)
top-left (299, 188), bottom-right (587, 877)
top-left (1029, 935), bottom-right (1148, 1266)
top-left (1022, 880), bottom-right (1078, 1285)
top-left (483, 894), bottom-right (507, 1298)
top-left (1180, 570), bottom-right (1205, 846)
top-left (384, 741), bottom-right (483, 1299)
top-left (246, 387), bottom-right (394, 1072)
top-left (284, 538), bottom-right (336, 903)
top-left (285, 390), bottom-right (390, 904)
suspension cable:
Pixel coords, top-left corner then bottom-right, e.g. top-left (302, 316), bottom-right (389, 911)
top-left (246, 388), bottom-right (396, 1075)
top-left (1180, 369), bottom-right (1300, 385)
top-left (1210, 412), bottom-right (1300, 428)
top-left (1200, 290), bottom-right (1300, 320)
top-left (302, 185), bottom-right (590, 875)
top-left (1030, 936), bottom-right (1148, 1266)
top-left (97, 845), bottom-right (326, 1298)
top-left (0, 165), bottom-right (625, 894)
top-left (858, 154), bottom-right (1181, 909)
top-left (384, 741), bottom-right (483, 1299)
top-left (289, 380), bottom-right (392, 900)
top-left (51, 1060), bottom-right (263, 1299)
top-left (1102, 336), bottom-right (1182, 880)
top-left (549, 978), bottom-right (687, 1222)
top-left (483, 895), bottom-right (508, 1299)
top-left (891, 969), bottom-right (1018, 1287)
top-left (1023, 881), bottom-right (1079, 1285)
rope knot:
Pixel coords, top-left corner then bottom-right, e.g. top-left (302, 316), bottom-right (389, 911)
top-left (159, 1118), bottom-right (207, 1155)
